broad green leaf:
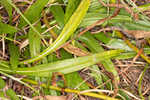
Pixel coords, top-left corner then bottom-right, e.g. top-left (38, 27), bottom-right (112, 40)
top-left (28, 22), bottom-right (41, 57)
top-left (0, 77), bottom-right (5, 89)
top-left (9, 43), bottom-right (19, 69)
top-left (50, 5), bottom-right (65, 27)
top-left (0, 22), bottom-right (17, 34)
top-left (19, 0), bottom-right (49, 27)
top-left (20, 0), bottom-right (90, 64)
top-left (0, 0), bottom-right (12, 21)
top-left (0, 50), bottom-right (123, 77)
top-left (6, 89), bottom-right (20, 100)
top-left (16, 50), bottom-right (122, 77)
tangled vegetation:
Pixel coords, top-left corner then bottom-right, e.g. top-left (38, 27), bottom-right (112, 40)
top-left (0, 0), bottom-right (150, 100)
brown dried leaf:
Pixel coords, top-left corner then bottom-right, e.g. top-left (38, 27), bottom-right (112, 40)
top-left (125, 30), bottom-right (150, 39)
top-left (63, 44), bottom-right (89, 56)
top-left (19, 39), bottom-right (29, 50)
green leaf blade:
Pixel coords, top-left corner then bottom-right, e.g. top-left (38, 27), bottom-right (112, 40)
top-left (19, 0), bottom-right (49, 27)
top-left (0, 22), bottom-right (17, 34)
top-left (15, 50), bottom-right (123, 77)
top-left (28, 22), bottom-right (41, 57)
top-left (0, 77), bottom-right (6, 89)
top-left (9, 43), bottom-right (20, 70)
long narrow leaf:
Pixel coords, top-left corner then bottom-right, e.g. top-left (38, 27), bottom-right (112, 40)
top-left (9, 43), bottom-right (19, 69)
top-left (20, 0), bottom-right (90, 64)
top-left (28, 22), bottom-right (41, 57)
top-left (0, 50), bottom-right (123, 77)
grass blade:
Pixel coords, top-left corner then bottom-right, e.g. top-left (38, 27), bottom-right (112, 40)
top-left (28, 22), bottom-right (41, 57)
top-left (0, 77), bottom-right (6, 89)
top-left (9, 43), bottom-right (19, 69)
